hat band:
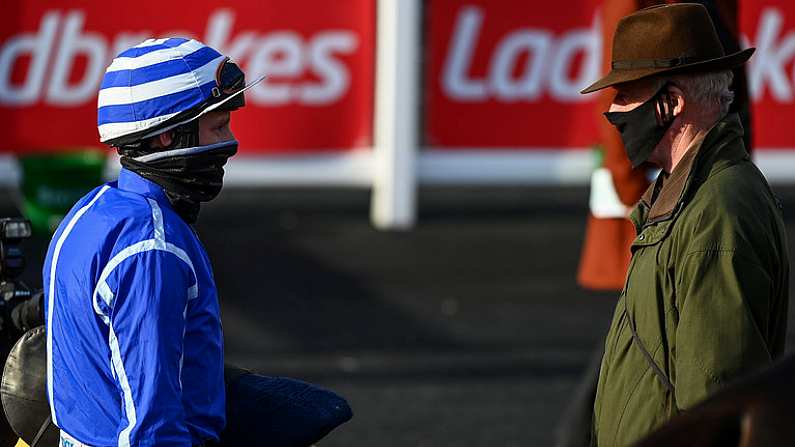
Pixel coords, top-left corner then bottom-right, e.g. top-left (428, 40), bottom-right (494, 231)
top-left (612, 56), bottom-right (698, 70)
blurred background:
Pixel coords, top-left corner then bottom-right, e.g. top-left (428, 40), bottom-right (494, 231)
top-left (2, 0), bottom-right (794, 445)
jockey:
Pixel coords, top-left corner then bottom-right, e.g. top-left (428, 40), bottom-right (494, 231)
top-left (43, 37), bottom-right (262, 447)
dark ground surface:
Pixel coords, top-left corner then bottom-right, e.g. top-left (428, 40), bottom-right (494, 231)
top-left (3, 185), bottom-right (795, 446)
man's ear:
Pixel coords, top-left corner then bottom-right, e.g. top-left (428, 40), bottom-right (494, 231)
top-left (668, 84), bottom-right (685, 117)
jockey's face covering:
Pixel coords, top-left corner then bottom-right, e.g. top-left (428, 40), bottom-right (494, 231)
top-left (120, 139), bottom-right (238, 223)
top-left (604, 83), bottom-right (677, 168)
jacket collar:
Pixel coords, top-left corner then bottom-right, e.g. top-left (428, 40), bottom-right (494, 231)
top-left (117, 167), bottom-right (171, 207)
top-left (638, 131), bottom-right (705, 223)
top-left (631, 113), bottom-right (748, 231)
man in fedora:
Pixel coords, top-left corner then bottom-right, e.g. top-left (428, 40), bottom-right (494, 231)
top-left (580, 3), bottom-right (789, 446)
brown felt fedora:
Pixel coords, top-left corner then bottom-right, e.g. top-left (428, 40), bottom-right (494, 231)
top-left (581, 3), bottom-right (754, 94)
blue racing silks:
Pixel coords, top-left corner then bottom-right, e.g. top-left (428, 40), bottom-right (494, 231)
top-left (43, 168), bottom-right (225, 446)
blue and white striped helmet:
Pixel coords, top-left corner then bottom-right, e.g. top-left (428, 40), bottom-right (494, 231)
top-left (97, 37), bottom-right (262, 146)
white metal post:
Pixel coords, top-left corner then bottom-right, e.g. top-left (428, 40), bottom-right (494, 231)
top-left (371, 0), bottom-right (420, 230)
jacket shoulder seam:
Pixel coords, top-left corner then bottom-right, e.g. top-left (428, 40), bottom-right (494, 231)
top-left (681, 248), bottom-right (764, 270)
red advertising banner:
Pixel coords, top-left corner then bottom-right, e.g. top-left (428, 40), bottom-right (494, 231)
top-left (741, 2), bottom-right (795, 149)
top-left (426, 0), bottom-right (795, 151)
top-left (0, 1), bottom-right (375, 154)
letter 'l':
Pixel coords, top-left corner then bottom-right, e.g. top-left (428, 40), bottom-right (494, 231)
top-left (442, 6), bottom-right (487, 101)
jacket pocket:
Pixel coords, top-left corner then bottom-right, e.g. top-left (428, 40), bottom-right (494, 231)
top-left (613, 342), bottom-right (673, 446)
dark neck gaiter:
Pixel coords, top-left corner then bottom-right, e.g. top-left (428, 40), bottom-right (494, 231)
top-left (120, 140), bottom-right (238, 223)
top-left (603, 84), bottom-right (677, 168)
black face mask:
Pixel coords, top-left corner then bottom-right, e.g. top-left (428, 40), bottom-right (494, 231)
top-left (120, 140), bottom-right (238, 223)
top-left (603, 84), bottom-right (677, 168)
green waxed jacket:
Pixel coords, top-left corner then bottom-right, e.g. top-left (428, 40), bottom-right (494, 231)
top-left (591, 114), bottom-right (789, 447)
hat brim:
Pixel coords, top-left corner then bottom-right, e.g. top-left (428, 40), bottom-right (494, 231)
top-left (580, 47), bottom-right (754, 94)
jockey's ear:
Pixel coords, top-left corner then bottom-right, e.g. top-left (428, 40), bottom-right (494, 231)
top-left (149, 131), bottom-right (174, 149)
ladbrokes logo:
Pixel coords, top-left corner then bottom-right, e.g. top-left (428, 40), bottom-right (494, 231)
top-left (442, 6), bottom-right (600, 103)
top-left (440, 5), bottom-right (795, 104)
top-left (748, 8), bottom-right (795, 102)
top-left (0, 9), bottom-right (359, 107)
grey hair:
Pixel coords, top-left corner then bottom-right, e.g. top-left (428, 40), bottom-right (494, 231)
top-left (653, 70), bottom-right (735, 118)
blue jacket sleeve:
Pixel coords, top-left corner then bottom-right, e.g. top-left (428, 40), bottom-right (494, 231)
top-left (106, 249), bottom-right (195, 446)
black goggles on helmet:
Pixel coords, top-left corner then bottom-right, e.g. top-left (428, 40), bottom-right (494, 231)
top-left (212, 57), bottom-right (246, 109)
